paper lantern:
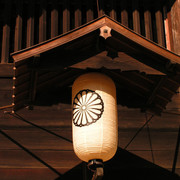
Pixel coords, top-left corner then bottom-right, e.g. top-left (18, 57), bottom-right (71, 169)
top-left (72, 72), bottom-right (118, 164)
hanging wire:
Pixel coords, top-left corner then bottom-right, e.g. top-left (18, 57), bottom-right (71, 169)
top-left (145, 112), bottom-right (155, 163)
top-left (0, 129), bottom-right (62, 176)
top-left (8, 112), bottom-right (72, 143)
top-left (124, 114), bottom-right (154, 150)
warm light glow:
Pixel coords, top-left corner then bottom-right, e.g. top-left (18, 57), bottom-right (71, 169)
top-left (72, 72), bottom-right (118, 162)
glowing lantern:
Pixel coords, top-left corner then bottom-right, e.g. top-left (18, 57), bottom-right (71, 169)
top-left (72, 72), bottom-right (118, 167)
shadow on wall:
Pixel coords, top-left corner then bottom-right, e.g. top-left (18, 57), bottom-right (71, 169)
top-left (56, 147), bottom-right (180, 180)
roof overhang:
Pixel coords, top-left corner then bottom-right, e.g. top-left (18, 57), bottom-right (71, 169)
top-left (11, 15), bottom-right (180, 114)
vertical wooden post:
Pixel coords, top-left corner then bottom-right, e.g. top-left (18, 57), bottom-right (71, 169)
top-left (110, 0), bottom-right (117, 20)
top-left (132, 0), bottom-right (141, 34)
top-left (75, 0), bottom-right (82, 28)
top-left (98, 0), bottom-right (104, 17)
top-left (169, 0), bottom-right (180, 55)
top-left (39, 0), bottom-right (47, 43)
top-left (86, 0), bottom-right (93, 22)
top-left (26, 0), bottom-right (35, 47)
top-left (14, 0), bottom-right (23, 52)
top-left (165, 7), bottom-right (174, 51)
top-left (121, 0), bottom-right (128, 27)
top-left (51, 0), bottom-right (58, 38)
top-left (143, 3), bottom-right (153, 40)
top-left (155, 4), bottom-right (165, 47)
top-left (1, 0), bottom-right (11, 63)
top-left (63, 0), bottom-right (70, 33)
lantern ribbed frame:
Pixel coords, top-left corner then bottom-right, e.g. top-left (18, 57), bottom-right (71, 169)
top-left (72, 72), bottom-right (118, 162)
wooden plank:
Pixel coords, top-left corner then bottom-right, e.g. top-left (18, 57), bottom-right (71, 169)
top-left (98, 0), bottom-right (104, 17)
top-left (0, 78), bottom-right (12, 90)
top-left (14, 72), bottom-right (31, 86)
top-left (86, 0), bottom-right (93, 22)
top-left (154, 150), bottom-right (180, 169)
top-left (143, 3), bottom-right (153, 40)
top-left (129, 150), bottom-right (153, 163)
top-left (51, 0), bottom-right (58, 38)
top-left (13, 81), bottom-right (29, 94)
top-left (1, 0), bottom-right (11, 63)
top-left (0, 168), bottom-right (61, 180)
top-left (166, 88), bottom-right (180, 110)
top-left (39, 0), bottom-right (47, 43)
top-left (26, 0), bottom-right (35, 47)
top-left (74, 0), bottom-right (82, 28)
top-left (132, 0), bottom-right (141, 34)
top-left (0, 64), bottom-right (13, 77)
top-left (120, 0), bottom-right (128, 27)
top-left (0, 106), bottom-right (73, 128)
top-left (0, 90), bottom-right (12, 106)
top-left (0, 129), bottom-right (72, 151)
top-left (145, 77), bottom-right (166, 108)
top-left (0, 128), bottom-right (178, 153)
top-left (14, 64), bottom-right (29, 77)
top-left (63, 0), bottom-right (70, 33)
top-left (155, 6), bottom-right (165, 47)
top-left (14, 0), bottom-right (23, 52)
top-left (167, 12), bottom-right (174, 51)
top-left (0, 150), bottom-right (80, 169)
top-left (13, 91), bottom-right (29, 104)
top-left (109, 0), bottom-right (117, 20)
top-left (37, 71), bottom-right (61, 85)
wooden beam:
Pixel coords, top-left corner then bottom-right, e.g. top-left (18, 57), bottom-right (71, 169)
top-left (98, 0), bottom-right (104, 17)
top-left (1, 0), bottom-right (11, 63)
top-left (74, 0), bottom-right (82, 28)
top-left (155, 5), bottom-right (165, 47)
top-left (39, 0), bottom-right (47, 43)
top-left (145, 76), bottom-right (166, 110)
top-left (26, 0), bottom-right (35, 47)
top-left (14, 0), bottom-right (23, 52)
top-left (13, 72), bottom-right (30, 86)
top-left (166, 8), bottom-right (174, 51)
top-left (120, 0), bottom-right (128, 27)
top-left (143, 3), bottom-right (153, 40)
top-left (86, 0), bottom-right (93, 22)
top-left (51, 0), bottom-right (58, 38)
top-left (132, 0), bottom-right (141, 34)
top-left (109, 0), bottom-right (117, 20)
top-left (63, 0), bottom-right (70, 33)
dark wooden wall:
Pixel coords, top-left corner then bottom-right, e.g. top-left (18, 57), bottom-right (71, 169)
top-left (0, 0), bottom-right (173, 63)
top-left (0, 99), bottom-right (180, 179)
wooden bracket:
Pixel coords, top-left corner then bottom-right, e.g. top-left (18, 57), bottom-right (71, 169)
top-left (144, 76), bottom-right (166, 114)
top-left (99, 26), bottom-right (112, 39)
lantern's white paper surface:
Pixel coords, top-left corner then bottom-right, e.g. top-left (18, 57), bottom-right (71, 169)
top-left (72, 73), bottom-right (118, 162)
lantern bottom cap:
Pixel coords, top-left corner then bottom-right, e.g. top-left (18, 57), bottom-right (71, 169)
top-left (87, 159), bottom-right (103, 172)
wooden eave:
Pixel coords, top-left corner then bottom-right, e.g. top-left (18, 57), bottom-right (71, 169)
top-left (11, 15), bottom-right (180, 114)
